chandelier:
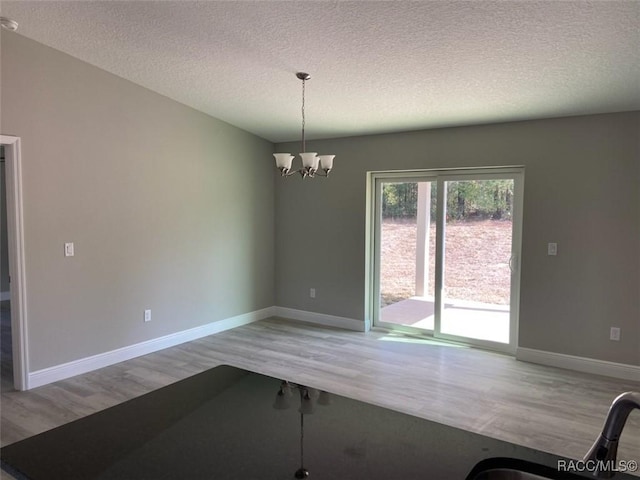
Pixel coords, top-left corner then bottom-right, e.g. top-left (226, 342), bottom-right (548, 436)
top-left (273, 73), bottom-right (335, 179)
top-left (273, 380), bottom-right (332, 478)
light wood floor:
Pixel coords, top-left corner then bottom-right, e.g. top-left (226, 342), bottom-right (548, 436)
top-left (1, 317), bottom-right (639, 474)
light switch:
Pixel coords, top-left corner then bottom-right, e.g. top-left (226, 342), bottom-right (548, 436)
top-left (547, 243), bottom-right (557, 256)
top-left (64, 242), bottom-right (75, 257)
top-left (610, 327), bottom-right (620, 341)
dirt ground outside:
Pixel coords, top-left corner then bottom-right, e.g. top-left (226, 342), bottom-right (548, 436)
top-left (381, 218), bottom-right (512, 307)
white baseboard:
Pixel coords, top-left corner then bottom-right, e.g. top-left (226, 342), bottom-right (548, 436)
top-left (28, 307), bottom-right (276, 389)
top-left (0, 291), bottom-right (9, 301)
top-left (274, 306), bottom-right (365, 332)
top-left (516, 347), bottom-right (640, 382)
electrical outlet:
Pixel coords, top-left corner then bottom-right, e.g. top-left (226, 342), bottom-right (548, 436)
top-left (144, 310), bottom-right (152, 322)
top-left (547, 243), bottom-right (557, 256)
top-left (310, 288), bottom-right (316, 299)
top-left (610, 327), bottom-right (620, 341)
top-left (64, 242), bottom-right (74, 257)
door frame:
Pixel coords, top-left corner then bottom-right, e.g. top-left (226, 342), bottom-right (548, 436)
top-left (365, 166), bottom-right (524, 354)
top-left (2, 135), bottom-right (29, 390)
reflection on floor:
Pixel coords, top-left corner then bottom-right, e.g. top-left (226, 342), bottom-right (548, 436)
top-left (381, 295), bottom-right (509, 343)
top-left (1, 300), bottom-right (13, 392)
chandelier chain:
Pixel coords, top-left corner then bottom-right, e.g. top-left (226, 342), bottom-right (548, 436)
top-left (301, 78), bottom-right (306, 153)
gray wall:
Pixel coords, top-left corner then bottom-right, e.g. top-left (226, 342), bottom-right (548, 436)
top-left (1, 32), bottom-right (275, 371)
top-left (275, 112), bottom-right (640, 366)
top-left (2, 30), bottom-right (638, 373)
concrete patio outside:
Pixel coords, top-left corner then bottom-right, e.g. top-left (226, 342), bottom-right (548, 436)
top-left (380, 295), bottom-right (509, 343)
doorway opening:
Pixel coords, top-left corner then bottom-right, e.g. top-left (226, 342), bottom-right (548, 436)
top-left (1, 145), bottom-right (13, 391)
top-left (1, 135), bottom-right (28, 391)
top-left (367, 168), bottom-right (523, 353)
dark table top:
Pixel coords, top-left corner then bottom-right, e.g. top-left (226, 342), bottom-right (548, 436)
top-left (1, 365), bottom-right (635, 480)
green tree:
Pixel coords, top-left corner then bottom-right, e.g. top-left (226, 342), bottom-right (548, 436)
top-left (382, 179), bottom-right (513, 221)
top-left (446, 180), bottom-right (512, 220)
top-left (382, 183), bottom-right (418, 218)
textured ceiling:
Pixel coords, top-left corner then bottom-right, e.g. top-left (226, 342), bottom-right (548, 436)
top-left (1, 1), bottom-right (639, 142)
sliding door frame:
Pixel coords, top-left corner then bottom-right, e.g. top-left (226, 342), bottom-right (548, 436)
top-left (365, 166), bottom-right (524, 354)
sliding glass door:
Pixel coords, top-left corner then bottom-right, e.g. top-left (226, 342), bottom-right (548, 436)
top-left (370, 168), bottom-right (523, 352)
top-left (439, 177), bottom-right (514, 344)
top-left (378, 180), bottom-right (437, 331)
